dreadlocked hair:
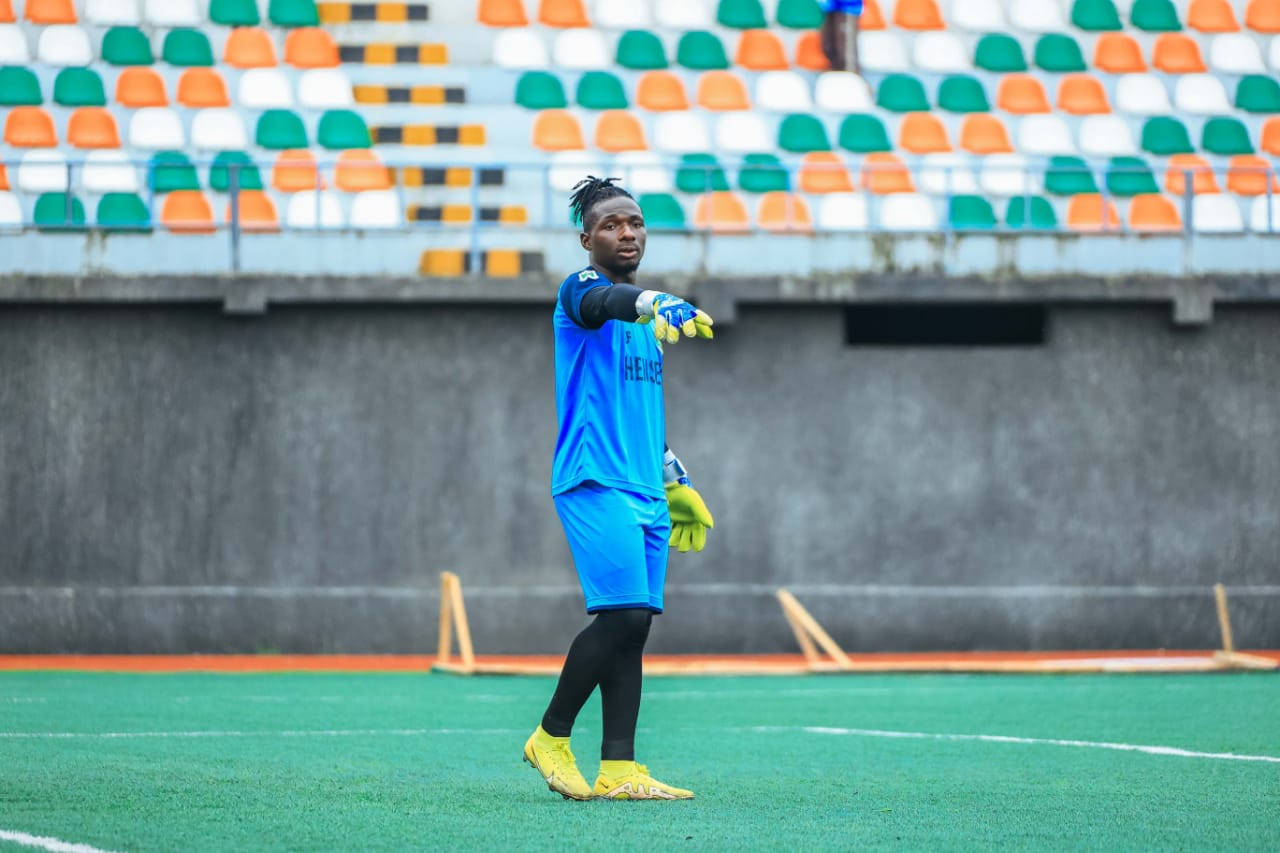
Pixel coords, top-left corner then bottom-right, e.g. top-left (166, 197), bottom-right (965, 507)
top-left (569, 175), bottom-right (633, 229)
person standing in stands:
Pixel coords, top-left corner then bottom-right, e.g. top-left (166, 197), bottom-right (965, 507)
top-left (522, 176), bottom-right (716, 801)
top-left (821, 0), bottom-right (863, 75)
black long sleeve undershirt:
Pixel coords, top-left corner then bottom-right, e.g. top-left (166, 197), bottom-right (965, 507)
top-left (578, 283), bottom-right (644, 330)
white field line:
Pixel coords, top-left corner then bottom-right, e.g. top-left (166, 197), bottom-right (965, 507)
top-left (0, 829), bottom-right (120, 853)
top-left (0, 728), bottom-right (524, 740)
top-left (750, 726), bottom-right (1280, 765)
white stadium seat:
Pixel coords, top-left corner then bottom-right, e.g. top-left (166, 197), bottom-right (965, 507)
top-left (1009, 0), bottom-right (1067, 33)
top-left (879, 193), bottom-right (939, 231)
top-left (191, 109), bottom-right (248, 150)
top-left (917, 153), bottom-right (980, 195)
top-left (348, 190), bottom-right (402, 229)
top-left (1016, 114), bottom-right (1076, 156)
top-left (492, 29), bottom-right (549, 69)
top-left (614, 150), bottom-right (673, 193)
top-left (0, 25), bottom-right (30, 63)
top-left (1209, 33), bottom-right (1265, 74)
top-left (286, 190), bottom-right (344, 228)
top-left (297, 69), bottom-right (354, 108)
top-left (1078, 115), bottom-right (1138, 157)
top-left (82, 150), bottom-right (140, 193)
top-left (654, 0), bottom-right (713, 28)
top-left (1174, 74), bottom-right (1231, 115)
top-left (547, 150), bottom-right (606, 193)
top-left (911, 32), bottom-right (970, 73)
top-left (145, 0), bottom-right (200, 25)
top-left (814, 73), bottom-right (874, 112)
top-left (37, 26), bottom-right (92, 65)
top-left (653, 112), bottom-right (710, 152)
top-left (817, 192), bottom-right (869, 230)
top-left (1249, 195), bottom-right (1280, 232)
top-left (1192, 194), bottom-right (1244, 233)
top-left (755, 71), bottom-right (812, 111)
top-left (980, 153), bottom-right (1039, 196)
top-left (1270, 35), bottom-right (1280, 71)
top-left (1115, 74), bottom-right (1172, 115)
top-left (951, 0), bottom-right (1005, 30)
top-left (714, 112), bottom-right (770, 153)
top-left (553, 29), bottom-right (609, 69)
top-left (238, 68), bottom-right (294, 108)
top-left (128, 108), bottom-right (185, 149)
top-left (860, 32), bottom-right (909, 72)
top-left (594, 0), bottom-right (651, 27)
top-left (86, 0), bottom-right (141, 25)
top-left (0, 191), bottom-right (23, 229)
top-left (18, 150), bottom-right (69, 193)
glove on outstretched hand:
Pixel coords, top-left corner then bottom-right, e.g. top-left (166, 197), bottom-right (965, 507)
top-left (638, 294), bottom-right (714, 344)
top-left (666, 482), bottom-right (714, 553)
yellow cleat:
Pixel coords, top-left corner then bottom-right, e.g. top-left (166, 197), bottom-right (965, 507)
top-left (523, 726), bottom-right (594, 801)
top-left (593, 760), bottom-right (694, 801)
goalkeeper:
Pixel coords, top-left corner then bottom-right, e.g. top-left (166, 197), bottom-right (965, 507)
top-left (523, 176), bottom-right (715, 802)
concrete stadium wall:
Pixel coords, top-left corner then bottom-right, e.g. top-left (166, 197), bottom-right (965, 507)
top-left (1, 302), bottom-right (1277, 654)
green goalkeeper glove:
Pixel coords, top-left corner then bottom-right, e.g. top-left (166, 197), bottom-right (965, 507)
top-left (666, 482), bottom-right (714, 553)
top-left (636, 291), bottom-right (714, 344)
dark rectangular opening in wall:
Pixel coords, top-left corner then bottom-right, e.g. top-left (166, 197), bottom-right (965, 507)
top-left (844, 304), bottom-right (1047, 347)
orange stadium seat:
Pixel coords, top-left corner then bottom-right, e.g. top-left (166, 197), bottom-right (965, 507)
top-left (0, 163), bottom-right (9, 190)
top-left (757, 191), bottom-right (814, 232)
top-left (1128, 194), bottom-right (1182, 231)
top-left (161, 191), bottom-right (216, 233)
top-left (860, 0), bottom-right (886, 29)
top-left (735, 30), bottom-right (789, 70)
top-left (798, 151), bottom-right (854, 193)
top-left (997, 74), bottom-right (1051, 113)
top-left (1093, 33), bottom-right (1147, 72)
top-left (227, 190), bottom-right (280, 232)
top-left (4, 107), bottom-right (57, 147)
top-left (696, 70), bottom-right (751, 110)
top-left (1187, 0), bottom-right (1240, 31)
top-left (224, 27), bottom-right (278, 68)
top-left (1245, 0), bottom-right (1280, 32)
top-left (24, 0), bottom-right (76, 23)
top-left (1165, 153), bottom-right (1221, 194)
top-left (115, 67), bottom-right (168, 107)
top-left (959, 114), bottom-right (1013, 154)
top-left (0, 0), bottom-right (13, 22)
top-left (479, 0), bottom-right (528, 25)
top-left (1226, 154), bottom-right (1279, 195)
top-left (1262, 118), bottom-right (1280, 155)
top-left (794, 32), bottom-right (829, 71)
top-left (67, 107), bottom-right (121, 148)
top-left (334, 149), bottom-right (392, 191)
top-left (894, 0), bottom-right (944, 30)
top-left (532, 110), bottom-right (585, 150)
top-left (272, 149), bottom-right (324, 192)
top-left (176, 68), bottom-right (230, 108)
top-left (693, 191), bottom-right (750, 232)
top-left (899, 112), bottom-right (951, 153)
top-left (285, 27), bottom-right (340, 68)
top-left (1153, 34), bottom-right (1207, 72)
top-left (538, 0), bottom-right (589, 27)
top-left (594, 110), bottom-right (647, 151)
top-left (1066, 194), bottom-right (1120, 231)
top-left (861, 152), bottom-right (914, 194)
top-left (636, 71), bottom-right (689, 111)
top-left (1058, 74), bottom-right (1111, 114)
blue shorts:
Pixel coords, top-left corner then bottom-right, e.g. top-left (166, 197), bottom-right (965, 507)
top-left (553, 481), bottom-right (670, 614)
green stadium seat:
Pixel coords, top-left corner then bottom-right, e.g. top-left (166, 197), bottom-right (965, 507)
top-left (676, 153), bottom-right (729, 193)
top-left (96, 192), bottom-right (152, 232)
top-left (1105, 156), bottom-right (1159, 197)
top-left (515, 71), bottom-right (567, 109)
top-left (1034, 34), bottom-right (1086, 72)
top-left (1005, 196), bottom-right (1058, 230)
top-left (209, 0), bottom-right (260, 26)
top-left (0, 67), bottom-right (43, 106)
top-left (52, 68), bottom-right (106, 107)
top-left (776, 0), bottom-right (823, 29)
top-left (209, 151), bottom-right (264, 192)
top-left (877, 74), bottom-right (929, 113)
top-left (256, 109), bottom-right (308, 149)
top-left (576, 71), bottom-right (628, 110)
top-left (162, 29), bottom-right (215, 67)
top-left (269, 0), bottom-right (320, 26)
top-left (838, 114), bottom-right (892, 153)
top-left (101, 26), bottom-right (154, 66)
top-left (974, 34), bottom-right (1027, 72)
top-left (149, 151), bottom-right (201, 193)
top-left (638, 192), bottom-right (685, 229)
top-left (1141, 117), bottom-right (1193, 156)
top-left (1201, 117), bottom-right (1254, 155)
top-left (717, 0), bottom-right (767, 28)
top-left (1072, 0), bottom-right (1122, 30)
top-left (937, 76), bottom-right (989, 113)
top-left (1130, 0), bottom-right (1181, 31)
top-left (948, 195), bottom-right (997, 230)
top-left (34, 192), bottom-right (87, 231)
top-left (616, 30), bottom-right (668, 70)
top-left (1236, 76), bottom-right (1280, 114)
top-left (738, 153), bottom-right (790, 192)
top-left (778, 113), bottom-right (831, 153)
top-left (676, 31), bottom-right (730, 70)
top-left (1044, 156), bottom-right (1098, 195)
top-left (317, 110), bottom-right (371, 149)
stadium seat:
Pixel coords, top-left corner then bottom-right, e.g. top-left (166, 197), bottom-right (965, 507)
top-left (532, 109), bottom-right (585, 150)
top-left (677, 31), bottom-right (730, 70)
top-left (539, 0), bottom-right (590, 27)
top-left (739, 153), bottom-right (789, 192)
top-left (551, 31), bottom-right (606, 69)
top-left (1018, 114), bottom-right (1076, 155)
top-left (952, 0), bottom-right (1004, 30)
top-left (692, 191), bottom-right (750, 232)
top-left (735, 30), bottom-right (788, 70)
top-left (269, 0), bottom-right (320, 27)
top-left (577, 71), bottom-right (628, 109)
top-left (144, 0), bottom-right (199, 25)
top-left (757, 191), bottom-right (813, 232)
top-left (1010, 0), bottom-right (1067, 32)
top-left (96, 192), bottom-right (151, 231)
top-left (0, 23), bottom-right (28, 63)
top-left (676, 153), bottom-right (729, 192)
top-left (858, 0), bottom-right (886, 29)
top-left (880, 193), bottom-right (937, 230)
top-left (256, 109), bottom-right (308, 149)
top-left (714, 112), bottom-right (771, 152)
top-left (797, 151), bottom-right (854, 194)
top-left (1078, 115), bottom-right (1137, 156)
top-left (1072, 0), bottom-right (1122, 31)
top-left (101, 26), bottom-right (152, 65)
top-left (163, 28), bottom-right (214, 66)
top-left (53, 68), bottom-right (106, 106)
top-left (0, 0), bottom-right (9, 22)
top-left (594, 110), bottom-right (647, 151)
top-left (38, 25), bottom-right (92, 65)
top-left (778, 113), bottom-right (831, 152)
top-left (637, 192), bottom-right (685, 229)
top-left (959, 113), bottom-right (1013, 154)
top-left (653, 112), bottom-right (711, 152)
top-left (1176, 74), bottom-right (1231, 113)
top-left (816, 192), bottom-right (868, 230)
top-left (284, 27), bottom-right (340, 68)
top-left (948, 195), bottom-right (997, 230)
top-left (1188, 0), bottom-right (1239, 32)
top-left (83, 149), bottom-right (140, 193)
top-left (225, 27), bottom-right (278, 68)
top-left (4, 107), bottom-right (57, 147)
top-left (1005, 195), bottom-right (1058, 229)
top-left (698, 70), bottom-right (751, 110)
top-left (210, 0), bottom-right (259, 25)
top-left (861, 152), bottom-right (914, 194)
top-left (209, 151), bottom-right (264, 192)
top-left (0, 67), bottom-right (42, 105)
top-left (596, 0), bottom-right (650, 27)
top-left (1128, 193), bottom-right (1182, 231)
top-left (160, 190), bottom-right (216, 234)
top-left (1141, 116), bottom-right (1194, 155)
top-left (776, 0), bottom-right (822, 28)
top-left (1045, 156), bottom-right (1099, 195)
top-left (895, 0), bottom-right (943, 29)
top-left (1093, 32), bottom-right (1147, 72)
top-left (1191, 194), bottom-right (1244, 232)
top-left (656, 0), bottom-right (713, 27)
top-left (149, 151), bottom-right (199, 192)
top-left (67, 107), bottom-right (121, 148)
top-left (719, 0), bottom-right (766, 28)
top-left (17, 150), bottom-right (68, 192)
top-left (1225, 155), bottom-right (1278, 195)
top-left (861, 31), bottom-right (910, 72)
top-left (877, 74), bottom-right (929, 112)
top-left (1153, 34), bottom-right (1207, 72)
top-left (917, 153), bottom-right (979, 194)
top-left (1035, 34), bottom-right (1087, 72)
top-left (615, 150), bottom-right (672, 192)
top-left (115, 67), bottom-right (167, 107)
top-left (227, 189), bottom-right (281, 232)
top-left (1236, 75), bottom-right (1280, 113)
top-left (980, 154), bottom-right (1038, 196)
top-left (191, 108), bottom-right (247, 150)
top-left (1131, 0), bottom-right (1181, 30)
top-left (0, 163), bottom-right (7, 191)
top-left (1165, 153), bottom-right (1220, 195)
top-left (1201, 117), bottom-right (1254, 155)
top-left (1246, 0), bottom-right (1280, 33)
top-left (1065, 194), bottom-right (1120, 230)
top-left (997, 75), bottom-right (1051, 113)
top-left (1105, 156), bottom-right (1159, 196)
top-left (637, 71), bottom-right (690, 111)
top-left (346, 190), bottom-right (398, 229)
top-left (1116, 74), bottom-right (1171, 114)
top-left (1263, 118), bottom-right (1280, 155)
top-left (616, 30), bottom-right (667, 69)
top-left (793, 31), bottom-right (829, 71)
top-left (238, 68), bottom-right (293, 108)
top-left (25, 0), bottom-right (77, 23)
top-left (1058, 75), bottom-right (1110, 114)
top-left (546, 151), bottom-right (604, 192)
top-left (177, 68), bottom-right (230, 108)
top-left (478, 0), bottom-right (528, 26)
top-left (34, 192), bottom-right (87, 230)
top-left (1209, 33), bottom-right (1265, 72)
top-left (1249, 195), bottom-right (1280, 231)
top-left (516, 71), bottom-right (567, 109)
top-left (911, 31), bottom-right (969, 73)
top-left (297, 69), bottom-right (352, 108)
top-left (899, 112), bottom-right (951, 153)
top-left (272, 149), bottom-right (322, 192)
top-left (838, 113), bottom-right (892, 153)
top-left (87, 0), bottom-right (139, 24)
top-left (318, 110), bottom-right (370, 149)
top-left (814, 73), bottom-right (873, 111)
top-left (938, 75), bottom-right (989, 113)
top-left (756, 71), bottom-right (811, 111)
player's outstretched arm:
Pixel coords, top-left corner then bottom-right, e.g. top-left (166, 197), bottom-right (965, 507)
top-left (636, 291), bottom-right (714, 344)
top-left (663, 447), bottom-right (714, 553)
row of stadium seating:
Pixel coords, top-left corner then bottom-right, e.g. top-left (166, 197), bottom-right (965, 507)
top-left (1, 0), bottom-right (318, 26)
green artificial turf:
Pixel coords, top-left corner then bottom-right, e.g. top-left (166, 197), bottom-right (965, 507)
top-left (1, 672), bottom-right (1277, 851)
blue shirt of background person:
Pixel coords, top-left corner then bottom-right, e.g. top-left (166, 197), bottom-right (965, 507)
top-left (820, 0), bottom-right (863, 12)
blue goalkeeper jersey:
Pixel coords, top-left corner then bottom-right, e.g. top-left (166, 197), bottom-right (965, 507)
top-left (552, 266), bottom-right (666, 500)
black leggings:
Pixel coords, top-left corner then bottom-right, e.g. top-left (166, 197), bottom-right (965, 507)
top-left (540, 607), bottom-right (653, 761)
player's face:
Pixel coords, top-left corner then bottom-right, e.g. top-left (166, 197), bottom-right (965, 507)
top-left (581, 197), bottom-right (646, 283)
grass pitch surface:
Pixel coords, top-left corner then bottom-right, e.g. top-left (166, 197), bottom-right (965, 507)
top-left (2, 672), bottom-right (1277, 851)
